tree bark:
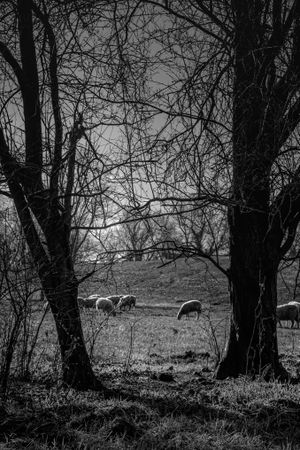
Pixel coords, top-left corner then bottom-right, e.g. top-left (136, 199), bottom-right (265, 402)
top-left (36, 208), bottom-right (103, 390)
top-left (216, 206), bottom-right (287, 380)
top-left (45, 278), bottom-right (102, 390)
top-left (214, 2), bottom-right (293, 380)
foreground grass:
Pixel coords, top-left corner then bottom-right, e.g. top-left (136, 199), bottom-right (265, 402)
top-left (2, 371), bottom-right (300, 449)
top-left (2, 308), bottom-right (300, 450)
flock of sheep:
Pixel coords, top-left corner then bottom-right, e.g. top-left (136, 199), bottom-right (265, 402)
top-left (44, 292), bottom-right (300, 327)
top-left (76, 295), bottom-right (203, 320)
top-left (77, 294), bottom-right (137, 316)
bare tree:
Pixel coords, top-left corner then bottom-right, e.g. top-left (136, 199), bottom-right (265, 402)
top-left (173, 203), bottom-right (228, 258)
top-left (107, 1), bottom-right (300, 379)
top-left (0, 0), bottom-right (110, 389)
top-left (114, 212), bottom-right (153, 261)
top-left (148, 215), bottom-right (181, 260)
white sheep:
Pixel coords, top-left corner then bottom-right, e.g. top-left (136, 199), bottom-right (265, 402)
top-left (177, 300), bottom-right (202, 320)
top-left (107, 295), bottom-right (124, 306)
top-left (95, 297), bottom-right (116, 316)
top-left (118, 295), bottom-right (136, 311)
top-left (276, 303), bottom-right (299, 328)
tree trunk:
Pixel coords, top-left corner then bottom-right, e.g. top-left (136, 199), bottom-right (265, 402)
top-left (214, 3), bottom-right (289, 380)
top-left (40, 220), bottom-right (103, 390)
top-left (215, 206), bottom-right (288, 380)
top-left (48, 288), bottom-right (102, 390)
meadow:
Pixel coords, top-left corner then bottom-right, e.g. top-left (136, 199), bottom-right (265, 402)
top-left (1, 257), bottom-right (300, 449)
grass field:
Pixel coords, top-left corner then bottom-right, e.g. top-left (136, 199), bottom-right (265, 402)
top-left (1, 258), bottom-right (300, 449)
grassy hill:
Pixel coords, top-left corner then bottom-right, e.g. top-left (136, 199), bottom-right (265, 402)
top-left (79, 257), bottom-right (230, 306)
top-left (79, 255), bottom-right (299, 305)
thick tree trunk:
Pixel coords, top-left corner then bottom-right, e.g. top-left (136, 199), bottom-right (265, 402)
top-left (214, 3), bottom-right (290, 380)
top-left (215, 206), bottom-right (288, 380)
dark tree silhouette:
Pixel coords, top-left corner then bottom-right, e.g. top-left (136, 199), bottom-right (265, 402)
top-left (110, 0), bottom-right (300, 379)
top-left (0, 0), bottom-right (102, 389)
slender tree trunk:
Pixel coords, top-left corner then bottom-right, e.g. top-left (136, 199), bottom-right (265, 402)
top-left (41, 236), bottom-right (104, 390)
top-left (45, 279), bottom-right (102, 389)
top-left (40, 216), bottom-right (103, 390)
top-left (39, 242), bottom-right (104, 390)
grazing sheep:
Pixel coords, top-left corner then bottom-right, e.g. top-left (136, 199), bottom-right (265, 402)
top-left (107, 295), bottom-right (124, 306)
top-left (288, 301), bottom-right (300, 317)
top-left (95, 297), bottom-right (116, 316)
top-left (118, 295), bottom-right (136, 311)
top-left (77, 296), bottom-right (85, 307)
top-left (276, 303), bottom-right (299, 328)
top-left (177, 300), bottom-right (202, 320)
top-left (81, 296), bottom-right (98, 308)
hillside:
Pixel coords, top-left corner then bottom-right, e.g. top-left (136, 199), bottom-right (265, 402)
top-left (78, 255), bottom-right (298, 307)
top-left (79, 257), bottom-right (230, 306)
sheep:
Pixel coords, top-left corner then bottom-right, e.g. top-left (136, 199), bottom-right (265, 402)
top-left (81, 296), bottom-right (99, 308)
top-left (276, 303), bottom-right (299, 328)
top-left (107, 295), bottom-right (124, 306)
top-left (95, 297), bottom-right (116, 316)
top-left (288, 300), bottom-right (300, 319)
top-left (118, 295), bottom-right (136, 311)
top-left (77, 296), bottom-right (85, 307)
top-left (177, 300), bottom-right (202, 320)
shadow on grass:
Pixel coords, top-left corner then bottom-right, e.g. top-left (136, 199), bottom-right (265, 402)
top-left (2, 374), bottom-right (300, 449)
